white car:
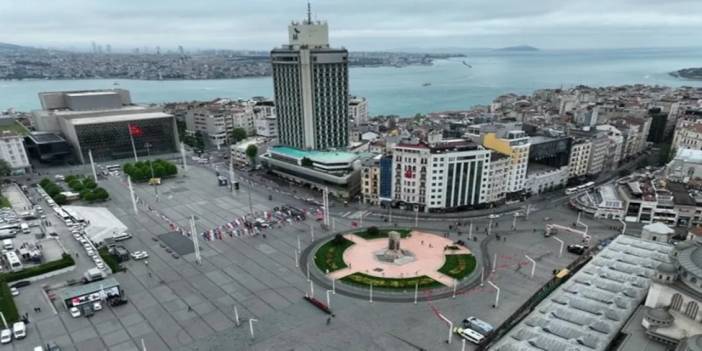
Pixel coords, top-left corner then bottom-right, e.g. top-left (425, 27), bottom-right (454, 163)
top-left (453, 327), bottom-right (485, 344)
top-left (0, 328), bottom-right (10, 344)
top-left (96, 262), bottom-right (106, 270)
top-left (10, 287), bottom-right (19, 296)
top-left (69, 306), bottom-right (81, 318)
top-left (86, 249), bottom-right (94, 256)
top-left (93, 302), bottom-right (102, 311)
top-left (488, 214), bottom-right (500, 219)
top-left (130, 251), bottom-right (149, 260)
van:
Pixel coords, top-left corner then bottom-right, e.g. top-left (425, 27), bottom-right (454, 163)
top-left (20, 223), bottom-right (30, 234)
top-left (12, 322), bottom-right (25, 339)
top-left (2, 239), bottom-right (13, 250)
top-left (453, 327), bottom-right (484, 344)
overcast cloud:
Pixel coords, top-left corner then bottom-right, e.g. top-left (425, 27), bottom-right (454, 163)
top-left (1, 0), bottom-right (701, 51)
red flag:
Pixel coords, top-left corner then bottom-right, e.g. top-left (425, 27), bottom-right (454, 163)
top-left (128, 124), bottom-right (143, 137)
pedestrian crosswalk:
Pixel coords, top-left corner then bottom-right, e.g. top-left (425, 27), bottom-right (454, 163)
top-left (340, 210), bottom-right (371, 219)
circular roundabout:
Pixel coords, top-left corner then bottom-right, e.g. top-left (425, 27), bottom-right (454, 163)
top-left (304, 227), bottom-right (480, 302)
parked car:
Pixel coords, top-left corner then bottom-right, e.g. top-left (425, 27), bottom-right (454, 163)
top-left (11, 280), bottom-right (31, 288)
top-left (462, 316), bottom-right (494, 336)
top-left (488, 214), bottom-right (500, 219)
top-left (12, 322), bottom-right (25, 339)
top-left (567, 244), bottom-right (589, 255)
top-left (0, 328), bottom-right (11, 344)
top-left (453, 327), bottom-right (485, 344)
top-left (110, 298), bottom-right (128, 307)
top-left (10, 287), bottom-right (19, 296)
top-left (69, 307), bottom-right (81, 318)
top-left (130, 251), bottom-right (149, 260)
top-left (46, 342), bottom-right (62, 351)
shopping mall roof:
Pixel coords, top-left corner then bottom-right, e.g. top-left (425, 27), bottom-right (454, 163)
top-left (492, 235), bottom-right (673, 351)
top-left (270, 146), bottom-right (358, 164)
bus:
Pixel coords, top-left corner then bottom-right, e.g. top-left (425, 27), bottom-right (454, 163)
top-left (5, 251), bottom-right (23, 272)
top-left (565, 181), bottom-right (595, 195)
top-left (105, 164), bottom-right (121, 172)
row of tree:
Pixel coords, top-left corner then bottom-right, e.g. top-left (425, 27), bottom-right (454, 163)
top-left (122, 160), bottom-right (178, 182)
top-left (39, 178), bottom-right (68, 205)
top-left (65, 175), bottom-right (110, 202)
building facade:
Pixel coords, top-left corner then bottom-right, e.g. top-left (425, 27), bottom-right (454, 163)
top-left (0, 131), bottom-right (30, 175)
top-left (349, 96), bottom-right (368, 127)
top-left (568, 139), bottom-right (591, 178)
top-left (482, 130), bottom-right (530, 196)
top-left (271, 12), bottom-right (349, 150)
top-left (392, 140), bottom-right (491, 212)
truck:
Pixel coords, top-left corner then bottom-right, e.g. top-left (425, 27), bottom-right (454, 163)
top-left (81, 268), bottom-right (107, 284)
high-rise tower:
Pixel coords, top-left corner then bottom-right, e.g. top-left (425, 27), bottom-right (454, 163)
top-left (271, 4), bottom-right (349, 150)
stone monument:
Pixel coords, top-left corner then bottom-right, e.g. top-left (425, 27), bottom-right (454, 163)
top-left (376, 231), bottom-right (416, 265)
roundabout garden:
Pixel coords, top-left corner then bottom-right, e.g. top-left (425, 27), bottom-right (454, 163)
top-left (312, 226), bottom-right (477, 291)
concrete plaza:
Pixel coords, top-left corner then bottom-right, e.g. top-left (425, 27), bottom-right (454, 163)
top-left (10, 164), bottom-right (635, 351)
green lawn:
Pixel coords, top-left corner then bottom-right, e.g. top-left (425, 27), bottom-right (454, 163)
top-left (314, 236), bottom-right (354, 273)
top-left (0, 121), bottom-right (29, 136)
top-left (0, 195), bottom-right (10, 208)
top-left (438, 254), bottom-right (476, 280)
top-left (354, 228), bottom-right (411, 240)
top-left (0, 282), bottom-right (19, 324)
top-left (341, 272), bottom-right (443, 289)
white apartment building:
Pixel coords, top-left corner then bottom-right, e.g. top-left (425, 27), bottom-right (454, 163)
top-left (349, 96), bottom-right (369, 127)
top-left (392, 140), bottom-right (491, 212)
top-left (487, 153), bottom-right (510, 204)
top-left (185, 100), bottom-right (258, 148)
top-left (0, 131), bottom-right (30, 175)
top-left (526, 164), bottom-right (569, 195)
top-left (673, 124), bottom-right (702, 151)
top-left (482, 130), bottom-right (530, 195)
top-left (255, 115), bottom-right (278, 138)
top-left (230, 137), bottom-right (268, 167)
top-left (596, 124), bottom-right (624, 167)
top-left (568, 140), bottom-right (591, 178)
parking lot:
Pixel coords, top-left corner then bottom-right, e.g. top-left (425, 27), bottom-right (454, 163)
top-left (0, 164), bottom-right (638, 351)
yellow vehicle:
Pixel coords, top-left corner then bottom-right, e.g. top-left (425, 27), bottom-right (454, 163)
top-left (148, 178), bottom-right (161, 185)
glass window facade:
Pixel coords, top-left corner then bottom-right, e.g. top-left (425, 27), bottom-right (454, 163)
top-left (74, 117), bottom-right (177, 162)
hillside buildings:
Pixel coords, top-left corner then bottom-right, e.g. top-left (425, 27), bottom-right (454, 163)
top-left (31, 89), bottom-right (178, 163)
top-left (271, 8), bottom-right (349, 150)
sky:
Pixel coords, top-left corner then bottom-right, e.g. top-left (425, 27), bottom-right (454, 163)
top-left (1, 0), bottom-right (702, 52)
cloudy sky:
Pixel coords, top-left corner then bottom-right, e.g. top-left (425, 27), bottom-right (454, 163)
top-left (1, 0), bottom-right (701, 51)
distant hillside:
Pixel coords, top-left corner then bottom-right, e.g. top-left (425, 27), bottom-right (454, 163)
top-left (671, 67), bottom-right (702, 80)
top-left (494, 45), bottom-right (539, 52)
top-left (0, 42), bottom-right (44, 54)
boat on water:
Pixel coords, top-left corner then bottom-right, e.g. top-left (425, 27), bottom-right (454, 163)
top-left (113, 82), bottom-right (120, 85)
top-left (422, 82), bottom-right (431, 87)
top-left (462, 61), bottom-right (472, 68)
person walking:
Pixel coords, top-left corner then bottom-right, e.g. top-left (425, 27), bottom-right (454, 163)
top-left (326, 317), bottom-right (331, 325)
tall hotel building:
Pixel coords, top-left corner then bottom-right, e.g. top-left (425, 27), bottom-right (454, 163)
top-left (271, 7), bottom-right (349, 150)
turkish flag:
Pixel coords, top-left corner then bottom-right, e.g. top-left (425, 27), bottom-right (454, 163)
top-left (128, 124), bottom-right (143, 137)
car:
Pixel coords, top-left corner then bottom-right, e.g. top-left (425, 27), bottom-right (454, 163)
top-left (488, 214), bottom-right (500, 219)
top-left (83, 306), bottom-right (94, 318)
top-left (10, 281), bottom-right (30, 288)
top-left (96, 263), bottom-right (106, 270)
top-left (0, 328), bottom-right (11, 344)
top-left (567, 244), bottom-right (589, 255)
top-left (69, 307), bottom-right (81, 318)
top-left (10, 287), bottom-right (19, 296)
top-left (110, 298), bottom-right (128, 307)
top-left (73, 233), bottom-right (81, 240)
top-left (46, 342), bottom-right (62, 351)
top-left (462, 316), bottom-right (494, 336)
top-left (12, 322), bottom-right (25, 339)
top-left (86, 249), bottom-right (94, 256)
top-left (453, 327), bottom-right (485, 344)
top-left (93, 302), bottom-right (102, 311)
top-left (130, 251), bottom-right (149, 260)
top-left (34, 346), bottom-right (45, 351)
top-left (49, 232), bottom-right (59, 237)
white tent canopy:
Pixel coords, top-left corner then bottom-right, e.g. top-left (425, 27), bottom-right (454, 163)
top-left (62, 206), bottom-right (127, 244)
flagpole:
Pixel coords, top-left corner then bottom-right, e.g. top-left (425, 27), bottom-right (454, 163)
top-left (129, 125), bottom-right (139, 162)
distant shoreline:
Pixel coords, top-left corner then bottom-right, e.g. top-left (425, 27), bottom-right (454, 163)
top-left (670, 67), bottom-right (702, 80)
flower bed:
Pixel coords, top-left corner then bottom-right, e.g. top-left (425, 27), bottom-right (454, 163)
top-left (438, 254), bottom-right (476, 280)
top-left (341, 272), bottom-right (443, 290)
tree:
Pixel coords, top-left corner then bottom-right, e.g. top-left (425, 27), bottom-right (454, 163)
top-left (68, 179), bottom-right (84, 192)
top-left (93, 188), bottom-right (109, 201)
top-left (366, 226), bottom-right (379, 237)
top-left (246, 144), bottom-right (259, 168)
top-left (0, 159), bottom-right (10, 177)
top-left (231, 128), bottom-right (248, 144)
top-left (82, 191), bottom-right (96, 202)
top-left (301, 157), bottom-right (313, 167)
top-left (153, 164), bottom-right (166, 178)
top-left (54, 194), bottom-right (67, 205)
top-left (83, 178), bottom-right (97, 189)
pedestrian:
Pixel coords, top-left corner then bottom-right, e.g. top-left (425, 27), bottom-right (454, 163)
top-left (188, 305), bottom-right (193, 312)
top-left (326, 317), bottom-right (331, 325)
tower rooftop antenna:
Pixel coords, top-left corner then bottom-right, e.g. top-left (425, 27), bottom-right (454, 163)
top-left (307, 2), bottom-right (312, 24)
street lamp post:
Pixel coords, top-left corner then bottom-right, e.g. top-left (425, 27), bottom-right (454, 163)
top-left (326, 289), bottom-right (332, 308)
top-left (248, 319), bottom-right (258, 339)
top-left (525, 255), bottom-right (536, 278)
top-left (487, 280), bottom-right (500, 308)
top-left (234, 305), bottom-right (240, 327)
top-left (552, 236), bottom-right (564, 258)
top-left (619, 218), bottom-right (626, 234)
top-left (437, 313), bottom-right (453, 344)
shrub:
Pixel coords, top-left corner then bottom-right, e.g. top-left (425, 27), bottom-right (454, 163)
top-left (366, 226), bottom-right (379, 237)
top-left (54, 193), bottom-right (67, 205)
top-left (2, 253), bottom-right (75, 282)
top-left (98, 247), bottom-right (123, 272)
top-left (83, 178), bottom-right (97, 189)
